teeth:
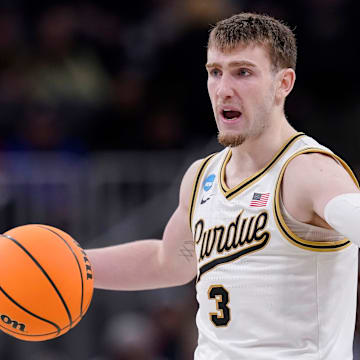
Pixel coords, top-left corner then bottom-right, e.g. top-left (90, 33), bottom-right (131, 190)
top-left (222, 110), bottom-right (241, 120)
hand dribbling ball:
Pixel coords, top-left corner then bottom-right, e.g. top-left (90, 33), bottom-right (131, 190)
top-left (0, 224), bottom-right (93, 341)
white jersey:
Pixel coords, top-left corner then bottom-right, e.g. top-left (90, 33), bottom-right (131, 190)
top-left (190, 133), bottom-right (359, 360)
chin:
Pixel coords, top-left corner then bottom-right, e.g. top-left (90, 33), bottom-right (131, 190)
top-left (217, 132), bottom-right (246, 147)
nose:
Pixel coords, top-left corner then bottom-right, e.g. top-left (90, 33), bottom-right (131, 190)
top-left (216, 74), bottom-right (234, 99)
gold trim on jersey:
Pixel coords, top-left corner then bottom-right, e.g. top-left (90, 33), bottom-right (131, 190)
top-left (189, 153), bottom-right (217, 231)
top-left (274, 148), bottom-right (359, 252)
top-left (219, 133), bottom-right (305, 200)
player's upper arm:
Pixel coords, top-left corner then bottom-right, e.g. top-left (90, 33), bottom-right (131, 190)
top-left (159, 159), bottom-right (203, 285)
top-left (282, 152), bottom-right (359, 225)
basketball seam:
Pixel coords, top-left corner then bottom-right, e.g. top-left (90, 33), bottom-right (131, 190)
top-left (36, 225), bottom-right (85, 317)
top-left (0, 301), bottom-right (91, 338)
top-left (0, 286), bottom-right (61, 333)
top-left (0, 234), bottom-right (73, 327)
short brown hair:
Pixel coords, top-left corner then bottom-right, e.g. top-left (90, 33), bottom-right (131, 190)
top-left (208, 13), bottom-right (297, 71)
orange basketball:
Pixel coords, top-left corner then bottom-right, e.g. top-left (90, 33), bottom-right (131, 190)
top-left (0, 224), bottom-right (93, 341)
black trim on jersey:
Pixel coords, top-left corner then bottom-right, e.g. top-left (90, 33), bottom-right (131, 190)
top-left (197, 238), bottom-right (269, 282)
top-left (273, 148), bottom-right (357, 251)
top-left (274, 202), bottom-right (351, 250)
top-left (221, 133), bottom-right (305, 199)
top-left (189, 154), bottom-right (217, 230)
top-left (219, 150), bottom-right (231, 194)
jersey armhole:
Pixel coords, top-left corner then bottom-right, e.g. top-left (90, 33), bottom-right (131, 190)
top-left (273, 148), bottom-right (359, 252)
top-left (189, 153), bottom-right (217, 232)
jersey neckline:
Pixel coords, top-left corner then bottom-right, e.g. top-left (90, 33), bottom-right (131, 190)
top-left (219, 132), bottom-right (305, 200)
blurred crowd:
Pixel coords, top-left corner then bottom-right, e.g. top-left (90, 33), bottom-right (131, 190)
top-left (1, 0), bottom-right (360, 359)
top-left (0, 0), bottom-right (228, 154)
top-left (0, 0), bottom-right (359, 159)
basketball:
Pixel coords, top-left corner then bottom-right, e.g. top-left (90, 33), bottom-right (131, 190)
top-left (0, 224), bottom-right (93, 341)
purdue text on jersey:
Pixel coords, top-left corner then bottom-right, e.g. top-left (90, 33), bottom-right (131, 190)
top-left (194, 210), bottom-right (270, 281)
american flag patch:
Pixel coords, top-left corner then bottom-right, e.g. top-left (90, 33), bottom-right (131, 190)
top-left (250, 192), bottom-right (270, 207)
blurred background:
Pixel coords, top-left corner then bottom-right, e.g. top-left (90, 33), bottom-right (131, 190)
top-left (0, 0), bottom-right (359, 359)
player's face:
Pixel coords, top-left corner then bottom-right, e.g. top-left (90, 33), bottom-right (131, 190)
top-left (206, 44), bottom-right (277, 147)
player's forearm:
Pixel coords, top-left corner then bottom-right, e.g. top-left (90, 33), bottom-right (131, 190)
top-left (86, 240), bottom-right (183, 291)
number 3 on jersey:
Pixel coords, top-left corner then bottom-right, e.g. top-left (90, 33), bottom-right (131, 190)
top-left (208, 285), bottom-right (231, 327)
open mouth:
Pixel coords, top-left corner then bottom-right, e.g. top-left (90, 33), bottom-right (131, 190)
top-left (222, 110), bottom-right (242, 121)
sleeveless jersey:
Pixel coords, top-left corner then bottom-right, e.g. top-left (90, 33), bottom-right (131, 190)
top-left (189, 133), bottom-right (359, 360)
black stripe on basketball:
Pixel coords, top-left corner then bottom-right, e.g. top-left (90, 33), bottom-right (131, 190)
top-left (0, 323), bottom-right (59, 338)
top-left (36, 225), bottom-right (84, 318)
top-left (0, 302), bottom-right (90, 338)
top-left (0, 286), bottom-right (61, 334)
top-left (0, 234), bottom-right (73, 327)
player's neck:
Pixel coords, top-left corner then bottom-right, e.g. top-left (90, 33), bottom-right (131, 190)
top-left (228, 119), bottom-right (297, 176)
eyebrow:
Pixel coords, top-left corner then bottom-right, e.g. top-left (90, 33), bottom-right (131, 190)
top-left (205, 61), bottom-right (257, 69)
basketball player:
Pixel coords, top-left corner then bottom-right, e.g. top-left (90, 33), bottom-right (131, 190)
top-left (87, 13), bottom-right (360, 359)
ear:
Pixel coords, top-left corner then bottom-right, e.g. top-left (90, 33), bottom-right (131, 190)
top-left (275, 68), bottom-right (296, 102)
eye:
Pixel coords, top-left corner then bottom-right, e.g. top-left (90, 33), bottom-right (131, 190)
top-left (238, 68), bottom-right (251, 77)
top-left (209, 68), bottom-right (221, 78)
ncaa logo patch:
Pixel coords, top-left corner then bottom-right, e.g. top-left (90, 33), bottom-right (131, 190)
top-left (203, 174), bottom-right (216, 192)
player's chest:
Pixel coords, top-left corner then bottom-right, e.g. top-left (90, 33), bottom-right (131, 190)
top-left (193, 184), bottom-right (274, 269)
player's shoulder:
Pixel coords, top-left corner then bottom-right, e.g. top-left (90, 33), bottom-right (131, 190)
top-left (283, 151), bottom-right (356, 194)
top-left (179, 155), bottom-right (216, 207)
top-left (185, 158), bottom-right (205, 179)
top-left (182, 152), bottom-right (219, 185)
top-left (285, 152), bottom-right (344, 179)
top-left (181, 158), bottom-right (207, 193)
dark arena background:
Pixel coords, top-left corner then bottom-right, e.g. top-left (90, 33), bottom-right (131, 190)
top-left (0, 0), bottom-right (359, 359)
